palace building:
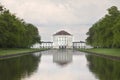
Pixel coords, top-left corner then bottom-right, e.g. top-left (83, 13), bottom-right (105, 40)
top-left (31, 30), bottom-right (89, 49)
top-left (53, 30), bottom-right (73, 49)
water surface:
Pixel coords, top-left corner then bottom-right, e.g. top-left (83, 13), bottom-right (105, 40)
top-left (0, 49), bottom-right (120, 80)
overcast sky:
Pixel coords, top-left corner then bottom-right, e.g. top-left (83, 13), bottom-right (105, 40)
top-left (1, 0), bottom-right (120, 41)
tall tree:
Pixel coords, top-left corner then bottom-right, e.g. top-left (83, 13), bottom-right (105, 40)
top-left (86, 6), bottom-right (120, 48)
top-left (0, 3), bottom-right (41, 48)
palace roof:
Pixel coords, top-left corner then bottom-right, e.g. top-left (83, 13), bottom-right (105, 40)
top-left (53, 30), bottom-right (71, 36)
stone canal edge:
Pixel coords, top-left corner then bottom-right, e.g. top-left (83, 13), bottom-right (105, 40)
top-left (0, 49), bottom-right (47, 60)
top-left (78, 50), bottom-right (120, 61)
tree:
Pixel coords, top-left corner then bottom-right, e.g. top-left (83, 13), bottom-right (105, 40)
top-left (0, 3), bottom-right (41, 48)
top-left (86, 6), bottom-right (120, 48)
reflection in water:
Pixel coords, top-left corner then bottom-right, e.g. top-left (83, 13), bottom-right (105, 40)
top-left (53, 50), bottom-right (72, 66)
top-left (28, 50), bottom-right (97, 80)
top-left (1, 50), bottom-right (120, 80)
top-left (0, 53), bottom-right (41, 80)
top-left (86, 54), bottom-right (120, 80)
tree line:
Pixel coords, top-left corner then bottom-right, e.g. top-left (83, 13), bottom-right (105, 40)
top-left (0, 4), bottom-right (41, 48)
top-left (86, 6), bottom-right (120, 48)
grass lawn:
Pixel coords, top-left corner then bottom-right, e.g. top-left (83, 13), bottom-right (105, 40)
top-left (80, 48), bottom-right (120, 57)
top-left (0, 48), bottom-right (47, 56)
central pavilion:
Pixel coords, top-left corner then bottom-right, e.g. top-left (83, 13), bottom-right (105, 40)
top-left (53, 30), bottom-right (73, 49)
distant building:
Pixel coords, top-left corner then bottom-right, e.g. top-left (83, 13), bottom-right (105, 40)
top-left (31, 30), bottom-right (91, 49)
top-left (39, 41), bottom-right (53, 48)
top-left (31, 41), bottom-right (53, 49)
top-left (53, 30), bottom-right (73, 49)
top-left (73, 41), bottom-right (86, 49)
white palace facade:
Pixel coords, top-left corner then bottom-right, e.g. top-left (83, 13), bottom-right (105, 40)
top-left (53, 30), bottom-right (73, 49)
top-left (31, 30), bottom-right (89, 49)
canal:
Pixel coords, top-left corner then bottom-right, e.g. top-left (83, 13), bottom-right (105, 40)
top-left (0, 49), bottom-right (120, 80)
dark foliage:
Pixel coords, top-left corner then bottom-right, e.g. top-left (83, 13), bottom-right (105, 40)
top-left (0, 4), bottom-right (41, 48)
top-left (86, 6), bottom-right (120, 48)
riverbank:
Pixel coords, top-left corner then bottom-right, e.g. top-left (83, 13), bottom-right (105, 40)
top-left (79, 48), bottom-right (120, 60)
top-left (0, 48), bottom-right (48, 59)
